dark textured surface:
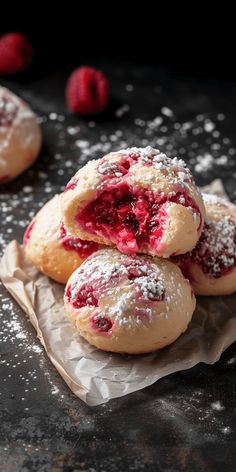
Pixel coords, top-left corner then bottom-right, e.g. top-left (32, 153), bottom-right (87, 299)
top-left (0, 65), bottom-right (236, 471)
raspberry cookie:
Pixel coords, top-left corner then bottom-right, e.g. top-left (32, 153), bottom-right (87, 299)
top-left (173, 194), bottom-right (236, 295)
top-left (64, 248), bottom-right (195, 354)
top-left (0, 86), bottom-right (41, 183)
top-left (24, 195), bottom-right (99, 284)
top-left (61, 147), bottom-right (205, 258)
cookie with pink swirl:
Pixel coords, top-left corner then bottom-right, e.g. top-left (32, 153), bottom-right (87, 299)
top-left (64, 248), bottom-right (195, 354)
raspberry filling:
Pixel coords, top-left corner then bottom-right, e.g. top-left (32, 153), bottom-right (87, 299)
top-left (0, 95), bottom-right (18, 127)
top-left (59, 223), bottom-right (98, 259)
top-left (65, 176), bottom-right (79, 192)
top-left (76, 182), bottom-right (200, 256)
top-left (23, 221), bottom-right (35, 246)
top-left (90, 315), bottom-right (113, 333)
top-left (66, 284), bottom-right (98, 310)
top-left (174, 217), bottom-right (236, 278)
top-left (65, 263), bottom-right (124, 311)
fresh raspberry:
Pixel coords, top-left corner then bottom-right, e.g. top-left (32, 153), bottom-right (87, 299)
top-left (66, 66), bottom-right (109, 115)
top-left (0, 33), bottom-right (33, 75)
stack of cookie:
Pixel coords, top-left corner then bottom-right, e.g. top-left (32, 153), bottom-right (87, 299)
top-left (24, 147), bottom-right (236, 354)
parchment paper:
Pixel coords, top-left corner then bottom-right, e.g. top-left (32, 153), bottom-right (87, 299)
top-left (1, 179), bottom-right (236, 406)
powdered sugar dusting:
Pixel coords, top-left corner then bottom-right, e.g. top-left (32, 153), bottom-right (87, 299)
top-left (192, 217), bottom-right (236, 277)
top-left (93, 147), bottom-right (197, 218)
top-left (135, 275), bottom-right (165, 301)
top-left (211, 401), bottom-right (225, 411)
top-left (0, 95), bottom-right (18, 127)
top-left (0, 291), bottom-right (63, 408)
top-left (202, 193), bottom-right (230, 207)
top-left (116, 146), bottom-right (187, 171)
top-left (66, 250), bottom-right (166, 328)
top-left (98, 161), bottom-right (123, 177)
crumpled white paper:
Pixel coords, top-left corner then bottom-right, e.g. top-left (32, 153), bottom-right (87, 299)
top-left (1, 179), bottom-right (236, 406)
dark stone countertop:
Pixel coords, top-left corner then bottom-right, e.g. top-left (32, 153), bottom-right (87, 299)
top-left (0, 65), bottom-right (236, 472)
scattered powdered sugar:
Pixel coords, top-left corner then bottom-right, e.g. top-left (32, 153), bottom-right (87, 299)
top-left (0, 291), bottom-right (63, 407)
top-left (227, 357), bottom-right (236, 365)
top-left (194, 153), bottom-right (230, 174)
top-left (75, 139), bottom-right (90, 149)
top-left (115, 104), bottom-right (130, 118)
top-left (126, 84), bottom-right (134, 92)
top-left (221, 426), bottom-right (231, 434)
top-left (161, 107), bottom-right (174, 117)
top-left (204, 120), bottom-right (215, 133)
top-left (216, 155), bottom-right (228, 165)
top-left (144, 116), bottom-right (163, 129)
top-left (194, 153), bottom-right (214, 173)
top-left (30, 344), bottom-right (43, 354)
top-left (202, 193), bottom-right (228, 206)
top-left (211, 401), bottom-right (225, 411)
top-left (153, 390), bottom-right (232, 442)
